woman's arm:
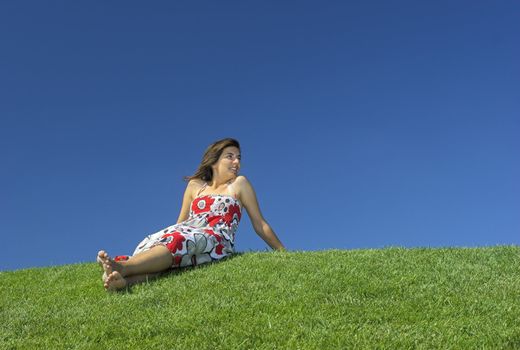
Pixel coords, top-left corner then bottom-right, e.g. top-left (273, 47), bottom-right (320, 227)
top-left (254, 221), bottom-right (286, 251)
top-left (176, 180), bottom-right (200, 224)
top-left (237, 176), bottom-right (286, 251)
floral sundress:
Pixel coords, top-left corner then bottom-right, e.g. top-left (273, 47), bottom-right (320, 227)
top-left (114, 180), bottom-right (242, 268)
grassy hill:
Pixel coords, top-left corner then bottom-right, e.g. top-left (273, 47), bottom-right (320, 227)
top-left (1, 246), bottom-right (519, 349)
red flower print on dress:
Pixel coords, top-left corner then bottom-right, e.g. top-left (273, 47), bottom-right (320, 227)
top-left (173, 255), bottom-right (182, 267)
top-left (224, 203), bottom-right (241, 226)
top-left (191, 196), bottom-right (215, 215)
top-left (204, 229), bottom-right (224, 255)
top-left (206, 214), bottom-right (223, 227)
top-left (130, 186), bottom-right (243, 269)
top-left (160, 231), bottom-right (186, 254)
top-left (204, 228), bottom-right (219, 240)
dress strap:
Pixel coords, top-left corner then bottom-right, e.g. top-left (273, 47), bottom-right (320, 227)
top-left (196, 182), bottom-right (208, 196)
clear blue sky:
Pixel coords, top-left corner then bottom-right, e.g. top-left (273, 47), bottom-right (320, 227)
top-left (1, 1), bottom-right (518, 271)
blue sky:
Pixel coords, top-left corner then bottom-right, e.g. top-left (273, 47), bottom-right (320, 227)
top-left (1, 1), bottom-right (518, 271)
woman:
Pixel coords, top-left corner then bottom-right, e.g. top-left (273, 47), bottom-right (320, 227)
top-left (97, 138), bottom-right (285, 291)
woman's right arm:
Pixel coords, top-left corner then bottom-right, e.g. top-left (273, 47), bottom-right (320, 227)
top-left (176, 180), bottom-right (200, 224)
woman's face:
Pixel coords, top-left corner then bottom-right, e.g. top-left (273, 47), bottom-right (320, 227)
top-left (213, 146), bottom-right (241, 178)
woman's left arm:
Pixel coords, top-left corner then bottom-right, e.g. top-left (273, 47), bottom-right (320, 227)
top-left (237, 176), bottom-right (286, 251)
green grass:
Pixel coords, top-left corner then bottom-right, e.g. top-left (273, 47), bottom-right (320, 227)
top-left (1, 246), bottom-right (520, 349)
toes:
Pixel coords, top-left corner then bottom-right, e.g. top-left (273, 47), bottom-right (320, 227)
top-left (97, 250), bottom-right (110, 265)
top-left (104, 271), bottom-right (126, 292)
top-left (104, 273), bottom-right (115, 287)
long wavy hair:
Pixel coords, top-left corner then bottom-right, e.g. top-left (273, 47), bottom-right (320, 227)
top-left (183, 138), bottom-right (241, 183)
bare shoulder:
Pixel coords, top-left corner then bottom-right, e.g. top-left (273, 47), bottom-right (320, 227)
top-left (186, 178), bottom-right (205, 198)
top-left (233, 175), bottom-right (250, 192)
top-left (233, 175), bottom-right (257, 203)
top-left (188, 178), bottom-right (205, 187)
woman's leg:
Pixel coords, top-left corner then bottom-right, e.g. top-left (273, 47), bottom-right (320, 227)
top-left (98, 245), bottom-right (173, 291)
top-left (119, 245), bottom-right (172, 277)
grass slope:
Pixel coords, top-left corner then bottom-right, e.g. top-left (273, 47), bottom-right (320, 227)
top-left (1, 246), bottom-right (519, 349)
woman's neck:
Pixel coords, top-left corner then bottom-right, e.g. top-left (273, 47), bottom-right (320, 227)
top-left (208, 176), bottom-right (234, 189)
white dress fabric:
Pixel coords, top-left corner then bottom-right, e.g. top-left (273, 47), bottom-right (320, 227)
top-left (114, 180), bottom-right (242, 268)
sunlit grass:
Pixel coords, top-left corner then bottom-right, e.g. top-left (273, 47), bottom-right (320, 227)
top-left (1, 246), bottom-right (519, 349)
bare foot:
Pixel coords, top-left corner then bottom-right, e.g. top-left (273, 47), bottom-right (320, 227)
top-left (97, 250), bottom-right (113, 281)
top-left (104, 271), bottom-right (127, 292)
top-left (97, 250), bottom-right (123, 282)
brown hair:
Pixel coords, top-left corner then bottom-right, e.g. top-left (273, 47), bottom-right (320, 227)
top-left (183, 138), bottom-right (241, 183)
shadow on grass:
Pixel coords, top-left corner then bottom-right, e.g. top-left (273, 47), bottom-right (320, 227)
top-left (113, 252), bottom-right (246, 294)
